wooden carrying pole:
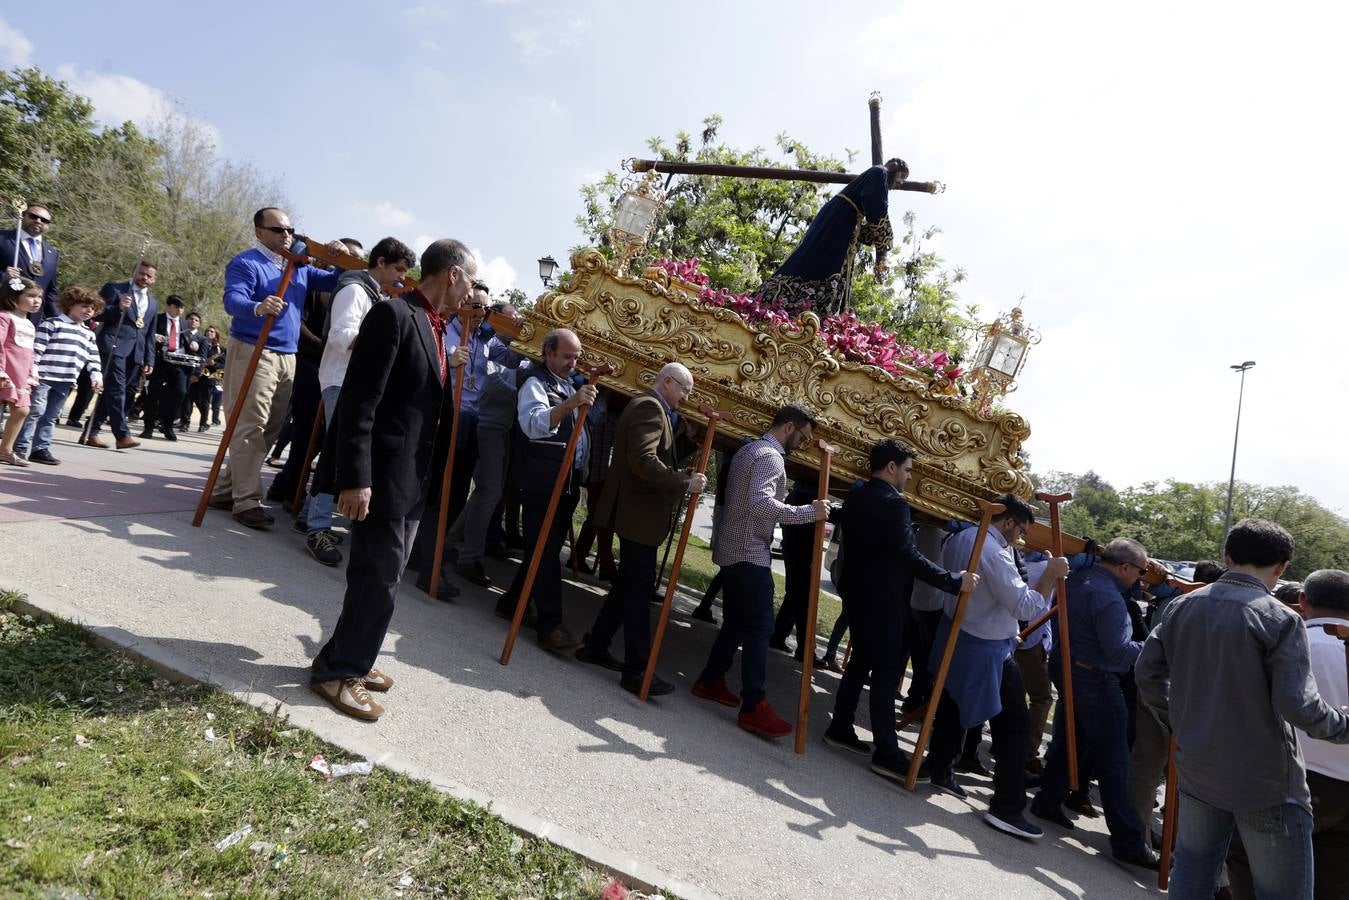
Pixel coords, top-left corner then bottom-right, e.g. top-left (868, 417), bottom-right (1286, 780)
top-left (290, 405), bottom-right (326, 517)
top-left (428, 311), bottom-right (478, 599)
top-left (638, 403), bottom-right (728, 701)
top-left (868, 93), bottom-right (883, 165)
top-left (193, 243), bottom-right (307, 527)
top-left (1159, 735), bottom-right (1179, 890)
top-left (628, 159), bottom-right (942, 194)
top-left (795, 440), bottom-right (837, 754)
top-left (904, 499), bottom-right (1004, 790)
top-left (499, 362), bottom-right (612, 665)
top-left (1036, 490), bottom-right (1080, 791)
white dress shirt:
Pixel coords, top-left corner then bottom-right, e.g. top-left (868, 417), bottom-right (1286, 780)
top-left (1300, 616), bottom-right (1349, 782)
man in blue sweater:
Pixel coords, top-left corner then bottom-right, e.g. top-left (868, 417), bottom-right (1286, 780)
top-left (208, 207), bottom-right (338, 529)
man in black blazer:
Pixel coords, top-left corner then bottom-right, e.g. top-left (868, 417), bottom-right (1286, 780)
top-left (822, 438), bottom-right (978, 781)
top-left (1, 203), bottom-right (61, 323)
top-left (84, 259), bottom-right (159, 449)
top-left (309, 238), bottom-right (475, 721)
top-left (139, 295), bottom-right (204, 441)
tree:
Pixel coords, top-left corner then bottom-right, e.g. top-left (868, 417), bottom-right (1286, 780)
top-left (575, 116), bottom-right (976, 357)
top-left (0, 67), bottom-right (100, 201)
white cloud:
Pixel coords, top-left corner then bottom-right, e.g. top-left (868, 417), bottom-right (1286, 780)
top-left (511, 13), bottom-right (589, 61)
top-left (369, 202), bottom-right (417, 229)
top-left (53, 64), bottom-right (224, 149)
top-left (412, 235), bottom-right (436, 255)
top-left (473, 251), bottom-right (518, 294)
top-left (0, 16), bottom-right (33, 67)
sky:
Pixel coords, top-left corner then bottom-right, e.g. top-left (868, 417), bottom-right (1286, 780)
top-left (5, 1), bottom-right (1349, 512)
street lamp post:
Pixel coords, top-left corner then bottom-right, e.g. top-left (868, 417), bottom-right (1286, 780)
top-left (1221, 361), bottom-right (1256, 553)
top-left (537, 255), bottom-right (559, 288)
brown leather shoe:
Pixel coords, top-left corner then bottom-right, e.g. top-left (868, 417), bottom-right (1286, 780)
top-left (207, 495), bottom-right (233, 511)
top-left (362, 667), bottom-right (394, 692)
top-left (538, 626), bottom-right (582, 652)
top-left (83, 434), bottom-right (110, 448)
top-left (311, 678), bottom-right (384, 721)
top-left (115, 436), bottom-right (141, 449)
top-left (232, 507), bottom-right (275, 529)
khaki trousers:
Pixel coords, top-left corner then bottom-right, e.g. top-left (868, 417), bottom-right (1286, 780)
top-left (211, 336), bottom-right (295, 512)
top-left (1016, 643), bottom-right (1054, 760)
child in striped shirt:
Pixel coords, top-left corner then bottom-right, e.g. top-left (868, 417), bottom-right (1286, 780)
top-left (14, 286), bottom-right (104, 465)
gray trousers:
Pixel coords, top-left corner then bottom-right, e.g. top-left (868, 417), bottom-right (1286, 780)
top-left (448, 424), bottom-right (509, 566)
top-left (1128, 702), bottom-right (1171, 839)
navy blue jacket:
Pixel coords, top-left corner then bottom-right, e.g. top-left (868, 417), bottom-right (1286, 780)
top-left (1, 228), bottom-right (60, 323)
top-left (96, 281), bottom-right (158, 365)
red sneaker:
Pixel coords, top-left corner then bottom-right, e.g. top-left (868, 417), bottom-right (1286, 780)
top-left (737, 700), bottom-right (792, 738)
top-left (691, 678), bottom-right (740, 707)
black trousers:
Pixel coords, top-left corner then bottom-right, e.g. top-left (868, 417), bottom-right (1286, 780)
top-left (89, 355), bottom-right (140, 439)
top-left (771, 538), bottom-right (813, 646)
top-left (830, 602), bottom-right (906, 763)
top-left (270, 357), bottom-right (322, 503)
top-left (500, 482), bottom-right (580, 640)
top-left (141, 363), bottom-right (188, 432)
top-left (582, 536), bottom-right (658, 677)
top-left (310, 508), bottom-right (422, 682)
top-left (66, 368), bottom-right (95, 424)
top-left (409, 411), bottom-right (479, 583)
top-left (926, 655), bottom-right (1031, 819)
top-left (904, 607), bottom-right (944, 708)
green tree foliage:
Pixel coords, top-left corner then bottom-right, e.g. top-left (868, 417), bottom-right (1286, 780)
top-left (1, 66), bottom-right (282, 329)
top-left (575, 115), bottom-right (977, 357)
top-left (1032, 470), bottom-right (1349, 579)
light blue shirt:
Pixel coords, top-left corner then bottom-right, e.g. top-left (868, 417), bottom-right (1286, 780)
top-left (941, 525), bottom-right (1048, 641)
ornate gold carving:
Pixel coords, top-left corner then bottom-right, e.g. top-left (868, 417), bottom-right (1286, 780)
top-left (518, 248), bottom-right (1035, 524)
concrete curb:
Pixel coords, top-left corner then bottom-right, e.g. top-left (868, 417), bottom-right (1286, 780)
top-left (5, 587), bottom-right (717, 900)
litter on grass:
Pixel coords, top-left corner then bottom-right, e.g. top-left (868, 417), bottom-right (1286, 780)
top-left (309, 754), bottom-right (373, 780)
top-left (214, 824), bottom-right (253, 852)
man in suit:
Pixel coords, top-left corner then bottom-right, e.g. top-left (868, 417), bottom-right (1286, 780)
top-left (1, 203), bottom-right (60, 323)
top-left (309, 238), bottom-right (475, 721)
top-left (139, 295), bottom-right (205, 441)
top-left (83, 259), bottom-right (159, 449)
top-left (575, 363), bottom-right (705, 696)
top-left (822, 439), bottom-right (978, 778)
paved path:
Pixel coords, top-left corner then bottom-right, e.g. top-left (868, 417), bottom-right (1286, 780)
top-left (0, 425), bottom-right (1156, 899)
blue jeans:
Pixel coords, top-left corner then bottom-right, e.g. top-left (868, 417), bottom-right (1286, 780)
top-left (1169, 791), bottom-right (1313, 900)
top-left (16, 380), bottom-right (74, 456)
top-left (305, 386), bottom-right (342, 534)
top-left (696, 561), bottom-right (775, 711)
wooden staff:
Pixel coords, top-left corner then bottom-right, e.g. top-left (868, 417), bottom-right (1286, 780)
top-left (904, 499), bottom-right (1004, 790)
top-left (868, 93), bottom-right (883, 166)
top-left (795, 440), bottom-right (837, 754)
top-left (1036, 491), bottom-right (1079, 792)
top-left (628, 159), bottom-right (942, 194)
top-left (1159, 735), bottom-right (1179, 890)
top-left (499, 361), bottom-right (613, 665)
top-left (193, 240), bottom-right (309, 527)
top-left (290, 403), bottom-right (326, 517)
top-left (428, 309), bottom-right (481, 599)
top-left (639, 403), bottom-right (728, 701)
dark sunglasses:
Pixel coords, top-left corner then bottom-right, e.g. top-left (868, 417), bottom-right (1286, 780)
top-left (24, 212), bottom-right (52, 224)
top-left (259, 225), bottom-right (295, 235)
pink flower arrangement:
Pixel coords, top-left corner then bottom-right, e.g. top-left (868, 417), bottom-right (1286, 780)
top-left (599, 879), bottom-right (629, 900)
top-left (654, 258), bottom-right (962, 384)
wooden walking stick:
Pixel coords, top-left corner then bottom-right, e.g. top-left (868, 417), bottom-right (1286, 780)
top-left (904, 499), bottom-right (1004, 790)
top-left (639, 403), bottom-right (729, 701)
top-left (428, 309), bottom-right (482, 599)
top-left (1159, 735), bottom-right (1179, 890)
top-left (1036, 490), bottom-right (1080, 791)
top-left (795, 440), bottom-right (837, 754)
top-left (499, 361), bottom-right (613, 665)
top-left (193, 239), bottom-right (310, 527)
top-left (290, 403), bottom-right (326, 517)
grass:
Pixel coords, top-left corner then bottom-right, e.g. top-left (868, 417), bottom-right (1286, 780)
top-left (0, 591), bottom-right (645, 900)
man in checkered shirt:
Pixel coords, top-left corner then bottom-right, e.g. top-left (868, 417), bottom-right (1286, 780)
top-left (691, 404), bottom-right (829, 738)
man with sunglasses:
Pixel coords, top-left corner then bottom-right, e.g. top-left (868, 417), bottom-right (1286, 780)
top-left (208, 207), bottom-right (341, 529)
top-left (2, 203), bottom-right (61, 324)
top-left (1030, 538), bottom-right (1160, 869)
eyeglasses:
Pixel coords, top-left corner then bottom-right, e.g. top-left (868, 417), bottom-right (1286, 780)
top-left (258, 225), bottom-right (295, 235)
top-left (1126, 561), bottom-right (1149, 576)
top-left (24, 212), bottom-right (51, 224)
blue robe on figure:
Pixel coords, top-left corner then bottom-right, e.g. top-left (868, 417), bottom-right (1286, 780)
top-left (758, 164), bottom-right (896, 318)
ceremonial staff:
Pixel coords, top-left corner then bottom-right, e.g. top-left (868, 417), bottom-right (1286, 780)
top-left (904, 499), bottom-right (1003, 790)
top-left (638, 403), bottom-right (730, 701)
top-left (795, 440), bottom-right (837, 755)
top-left (1159, 735), bottom-right (1179, 890)
top-left (1037, 491), bottom-right (1080, 791)
top-left (7, 196), bottom-right (23, 273)
top-left (81, 237), bottom-right (151, 445)
top-left (290, 404), bottom-right (326, 517)
top-left (499, 360), bottom-right (613, 666)
top-left (428, 305), bottom-right (484, 600)
top-left (192, 237), bottom-right (311, 527)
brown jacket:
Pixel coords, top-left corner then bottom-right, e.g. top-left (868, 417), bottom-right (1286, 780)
top-left (595, 392), bottom-right (692, 547)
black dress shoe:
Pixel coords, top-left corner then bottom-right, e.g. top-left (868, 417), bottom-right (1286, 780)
top-left (575, 645), bottom-right (625, 672)
top-left (621, 673), bottom-right (674, 696)
top-left (495, 600), bottom-right (538, 628)
top-left (768, 638), bottom-right (791, 654)
top-left (138, 428), bottom-right (155, 439)
top-left (415, 576), bottom-right (460, 602)
top-left (454, 560), bottom-right (492, 587)
top-left (956, 755), bottom-right (993, 778)
top-left (1029, 800), bottom-right (1075, 830)
top-left (1112, 846), bottom-right (1159, 870)
top-left (161, 427), bottom-right (177, 442)
top-left (690, 605), bottom-right (718, 624)
top-left (1064, 791), bottom-right (1098, 817)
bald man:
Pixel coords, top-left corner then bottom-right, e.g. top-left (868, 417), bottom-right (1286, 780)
top-left (576, 363), bottom-right (705, 695)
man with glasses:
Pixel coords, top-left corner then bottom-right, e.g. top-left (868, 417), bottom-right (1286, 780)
top-left (2, 203), bottom-right (61, 324)
top-left (575, 363), bottom-right (704, 696)
top-left (208, 207), bottom-right (341, 529)
top-left (918, 494), bottom-right (1067, 839)
top-left (1030, 537), bottom-right (1160, 869)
